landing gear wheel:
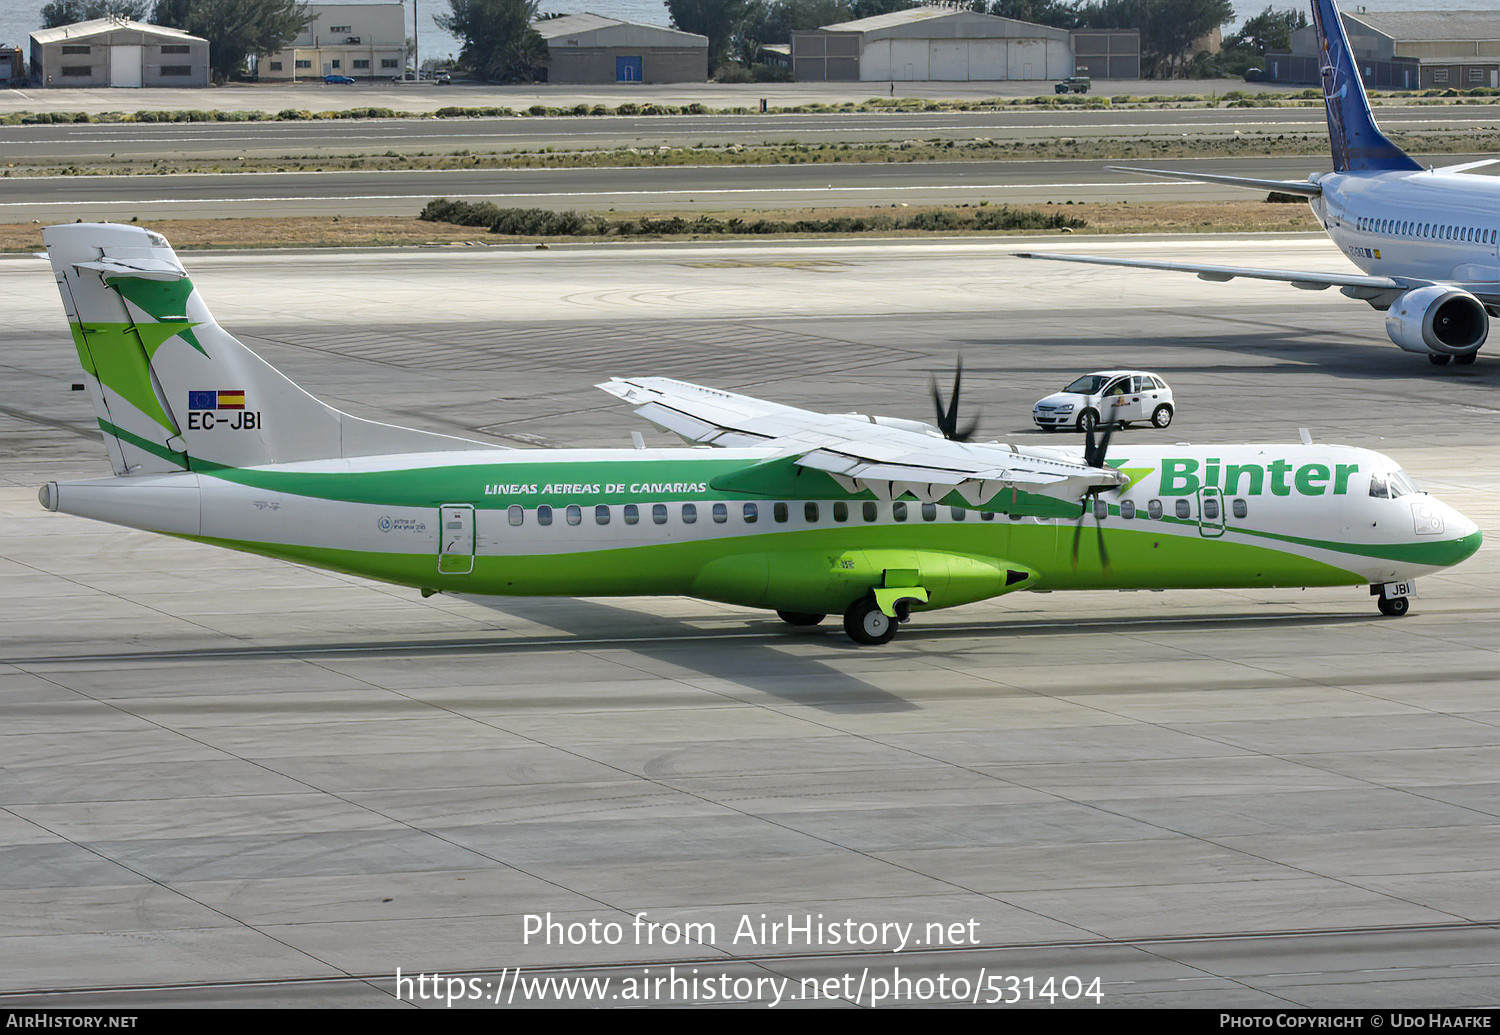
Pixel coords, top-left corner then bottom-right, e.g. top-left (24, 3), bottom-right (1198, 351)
top-left (777, 610), bottom-right (825, 626)
top-left (1429, 354), bottom-right (1452, 366)
top-left (1151, 404), bottom-right (1173, 429)
top-left (1377, 596), bottom-right (1409, 617)
top-left (1455, 353), bottom-right (1478, 366)
top-left (1077, 409), bottom-right (1099, 434)
top-left (843, 597), bottom-right (897, 646)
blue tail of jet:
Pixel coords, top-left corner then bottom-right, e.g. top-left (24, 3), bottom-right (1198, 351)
top-left (1312, 0), bottom-right (1420, 172)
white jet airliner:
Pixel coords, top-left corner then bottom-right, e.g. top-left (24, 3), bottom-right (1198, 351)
top-left (1019, 0), bottom-right (1500, 367)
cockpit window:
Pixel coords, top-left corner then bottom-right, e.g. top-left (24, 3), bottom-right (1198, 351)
top-left (1371, 471), bottom-right (1422, 499)
top-left (1389, 470), bottom-right (1421, 497)
top-left (1063, 375), bottom-right (1111, 394)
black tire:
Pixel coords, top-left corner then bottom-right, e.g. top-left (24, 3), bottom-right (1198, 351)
top-left (1151, 404), bottom-right (1173, 429)
top-left (1077, 409), bottom-right (1099, 433)
top-left (1429, 354), bottom-right (1452, 366)
top-left (777, 610), bottom-right (825, 626)
top-left (1455, 352), bottom-right (1477, 365)
top-left (843, 597), bottom-right (897, 645)
top-left (1377, 596), bottom-right (1409, 617)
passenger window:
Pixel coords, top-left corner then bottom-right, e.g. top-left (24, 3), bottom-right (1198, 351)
top-left (862, 502), bottom-right (877, 522)
top-left (652, 504), bottom-right (668, 525)
top-left (1203, 498), bottom-right (1219, 521)
top-left (893, 502), bottom-right (908, 522)
top-left (508, 505), bottom-right (524, 526)
top-left (950, 507), bottom-right (966, 520)
top-left (566, 505), bottom-right (582, 526)
top-left (624, 504), bottom-right (639, 525)
top-left (804, 502), bottom-right (819, 522)
top-left (774, 502), bottom-right (788, 523)
top-left (1232, 498), bottom-right (1248, 519)
top-left (681, 503), bottom-right (696, 524)
top-left (537, 505), bottom-right (552, 527)
top-left (980, 509), bottom-right (995, 521)
top-left (833, 502), bottom-right (848, 522)
top-left (743, 502), bottom-right (758, 523)
top-left (595, 505), bottom-right (610, 525)
top-left (1175, 499), bottom-right (1190, 519)
top-left (1094, 499), bottom-right (1108, 520)
top-left (1120, 500), bottom-right (1135, 519)
top-left (1148, 499), bottom-right (1163, 520)
top-left (921, 503), bottom-right (937, 522)
top-left (712, 503), bottom-right (727, 523)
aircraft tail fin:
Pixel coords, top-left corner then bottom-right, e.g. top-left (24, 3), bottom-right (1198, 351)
top-left (1312, 0), bottom-right (1420, 173)
top-left (44, 223), bottom-right (490, 476)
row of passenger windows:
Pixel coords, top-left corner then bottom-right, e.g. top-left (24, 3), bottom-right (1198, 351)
top-left (504, 498), bottom-right (1254, 527)
top-left (1356, 216), bottom-right (1497, 246)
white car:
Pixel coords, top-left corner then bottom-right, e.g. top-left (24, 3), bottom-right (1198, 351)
top-left (1032, 370), bottom-right (1175, 432)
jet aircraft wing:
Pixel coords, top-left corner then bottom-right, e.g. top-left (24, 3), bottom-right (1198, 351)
top-left (1013, 252), bottom-right (1500, 306)
top-left (1013, 251), bottom-right (1408, 292)
top-left (599, 377), bottom-right (1125, 506)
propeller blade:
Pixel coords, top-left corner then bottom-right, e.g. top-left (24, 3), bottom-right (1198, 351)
top-left (929, 357), bottom-right (978, 441)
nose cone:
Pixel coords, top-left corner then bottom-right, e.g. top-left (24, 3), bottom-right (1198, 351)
top-left (1432, 499), bottom-right (1482, 568)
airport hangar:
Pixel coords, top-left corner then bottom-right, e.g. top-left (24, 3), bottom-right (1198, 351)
top-left (27, 17), bottom-right (208, 89)
top-left (790, 8), bottom-right (1139, 82)
top-left (532, 14), bottom-right (709, 85)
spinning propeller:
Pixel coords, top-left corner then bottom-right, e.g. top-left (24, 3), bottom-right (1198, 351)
top-left (930, 358), bottom-right (979, 442)
top-left (1072, 405), bottom-right (1118, 571)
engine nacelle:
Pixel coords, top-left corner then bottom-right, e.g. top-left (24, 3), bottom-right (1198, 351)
top-left (1384, 285), bottom-right (1488, 357)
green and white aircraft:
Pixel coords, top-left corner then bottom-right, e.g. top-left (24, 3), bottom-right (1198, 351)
top-left (37, 224), bottom-right (1482, 644)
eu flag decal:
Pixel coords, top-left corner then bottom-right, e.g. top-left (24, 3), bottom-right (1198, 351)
top-left (188, 390), bottom-right (216, 409)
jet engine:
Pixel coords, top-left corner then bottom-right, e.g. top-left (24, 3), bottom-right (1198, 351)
top-left (1384, 285), bottom-right (1488, 359)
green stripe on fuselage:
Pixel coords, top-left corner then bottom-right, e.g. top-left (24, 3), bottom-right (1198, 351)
top-left (182, 518), bottom-right (1368, 617)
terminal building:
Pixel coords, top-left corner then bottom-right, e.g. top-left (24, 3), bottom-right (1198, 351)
top-left (532, 14), bottom-right (708, 84)
top-left (258, 3), bottom-right (407, 80)
top-left (1266, 9), bottom-right (1500, 89)
top-left (792, 9), bottom-right (1076, 82)
top-left (28, 17), bottom-right (208, 87)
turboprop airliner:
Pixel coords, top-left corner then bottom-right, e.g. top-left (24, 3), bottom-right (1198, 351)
top-left (37, 223), bottom-right (1480, 644)
top-left (1019, 0), bottom-right (1500, 367)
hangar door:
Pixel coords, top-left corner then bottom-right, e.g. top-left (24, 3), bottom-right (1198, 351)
top-left (867, 38), bottom-right (1037, 81)
top-left (109, 45), bottom-right (142, 87)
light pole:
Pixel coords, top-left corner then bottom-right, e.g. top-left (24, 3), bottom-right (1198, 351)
top-left (412, 0), bottom-right (420, 79)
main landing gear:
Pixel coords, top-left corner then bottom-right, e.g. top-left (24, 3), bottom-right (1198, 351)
top-left (779, 596), bottom-right (918, 645)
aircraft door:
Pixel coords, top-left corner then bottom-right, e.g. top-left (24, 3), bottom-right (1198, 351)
top-left (1197, 486), bottom-right (1226, 538)
top-left (438, 504), bottom-right (476, 574)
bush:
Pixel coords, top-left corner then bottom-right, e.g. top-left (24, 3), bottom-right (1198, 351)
top-left (419, 200), bottom-right (1086, 238)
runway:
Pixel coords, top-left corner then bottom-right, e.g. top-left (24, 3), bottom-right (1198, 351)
top-left (3, 104), bottom-right (1495, 162)
top-left (1, 237), bottom-right (1497, 1007)
top-left (9, 155), bottom-right (1495, 222)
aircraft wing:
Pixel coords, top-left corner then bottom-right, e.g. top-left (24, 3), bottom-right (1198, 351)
top-left (1013, 251), bottom-right (1410, 292)
top-left (1106, 165), bottom-right (1324, 197)
top-left (1013, 252), bottom-right (1500, 306)
top-left (599, 377), bottom-right (1124, 506)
